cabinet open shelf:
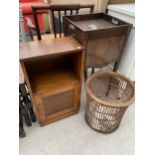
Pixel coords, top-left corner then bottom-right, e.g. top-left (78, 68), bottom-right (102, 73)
top-left (29, 68), bottom-right (79, 93)
top-left (24, 52), bottom-right (82, 94)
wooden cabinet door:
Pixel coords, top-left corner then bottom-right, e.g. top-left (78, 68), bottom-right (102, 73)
top-left (34, 83), bottom-right (81, 125)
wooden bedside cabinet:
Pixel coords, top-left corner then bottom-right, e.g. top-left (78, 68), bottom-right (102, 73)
top-left (19, 37), bottom-right (84, 126)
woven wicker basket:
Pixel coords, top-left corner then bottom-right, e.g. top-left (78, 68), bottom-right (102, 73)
top-left (85, 71), bottom-right (135, 133)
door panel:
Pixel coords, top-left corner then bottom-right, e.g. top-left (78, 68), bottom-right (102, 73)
top-left (34, 83), bottom-right (81, 124)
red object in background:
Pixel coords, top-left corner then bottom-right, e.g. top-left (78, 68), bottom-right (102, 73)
top-left (20, 0), bottom-right (48, 32)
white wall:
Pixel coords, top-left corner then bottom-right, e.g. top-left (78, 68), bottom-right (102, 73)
top-left (107, 4), bottom-right (135, 81)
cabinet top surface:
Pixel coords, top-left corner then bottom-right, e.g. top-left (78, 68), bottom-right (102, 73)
top-left (64, 13), bottom-right (129, 32)
top-left (72, 19), bottom-right (118, 31)
top-left (19, 37), bottom-right (83, 61)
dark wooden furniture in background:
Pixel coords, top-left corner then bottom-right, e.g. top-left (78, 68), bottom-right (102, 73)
top-left (19, 82), bottom-right (37, 137)
top-left (20, 37), bottom-right (84, 126)
top-left (26, 3), bottom-right (94, 40)
top-left (63, 13), bottom-right (132, 77)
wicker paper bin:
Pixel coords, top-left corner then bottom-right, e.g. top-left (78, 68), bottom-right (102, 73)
top-left (85, 72), bottom-right (134, 133)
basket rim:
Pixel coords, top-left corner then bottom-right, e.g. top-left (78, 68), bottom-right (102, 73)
top-left (86, 71), bottom-right (135, 108)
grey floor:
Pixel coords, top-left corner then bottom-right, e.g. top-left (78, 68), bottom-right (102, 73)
top-left (19, 84), bottom-right (134, 155)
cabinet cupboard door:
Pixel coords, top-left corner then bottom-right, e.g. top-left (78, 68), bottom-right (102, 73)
top-left (34, 83), bottom-right (81, 125)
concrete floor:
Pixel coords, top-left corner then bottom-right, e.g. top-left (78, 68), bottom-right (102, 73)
top-left (19, 80), bottom-right (135, 155)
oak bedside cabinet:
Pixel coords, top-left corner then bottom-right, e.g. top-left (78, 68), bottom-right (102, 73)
top-left (19, 37), bottom-right (84, 126)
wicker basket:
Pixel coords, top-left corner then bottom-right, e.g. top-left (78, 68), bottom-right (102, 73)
top-left (85, 71), bottom-right (135, 133)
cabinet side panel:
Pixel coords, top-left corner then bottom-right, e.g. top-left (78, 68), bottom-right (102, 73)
top-left (72, 52), bottom-right (84, 80)
top-left (20, 62), bottom-right (34, 103)
top-left (85, 33), bottom-right (126, 68)
top-left (37, 82), bottom-right (82, 126)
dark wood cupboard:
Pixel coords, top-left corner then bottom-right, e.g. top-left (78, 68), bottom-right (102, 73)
top-left (20, 37), bottom-right (84, 126)
top-left (63, 13), bottom-right (132, 71)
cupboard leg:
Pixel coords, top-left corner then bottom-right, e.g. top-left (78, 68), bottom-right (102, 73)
top-left (113, 61), bottom-right (118, 72)
top-left (84, 69), bottom-right (88, 80)
top-left (91, 68), bottom-right (95, 74)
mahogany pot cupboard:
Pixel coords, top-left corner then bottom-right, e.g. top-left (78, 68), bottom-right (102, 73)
top-left (63, 13), bottom-right (132, 76)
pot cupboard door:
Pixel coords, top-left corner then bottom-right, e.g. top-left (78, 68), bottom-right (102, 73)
top-left (34, 83), bottom-right (81, 124)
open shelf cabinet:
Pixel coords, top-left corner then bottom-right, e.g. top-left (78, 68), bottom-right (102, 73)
top-left (20, 37), bottom-right (84, 126)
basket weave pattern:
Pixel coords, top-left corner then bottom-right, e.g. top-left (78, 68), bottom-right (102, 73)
top-left (85, 72), bottom-right (134, 133)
